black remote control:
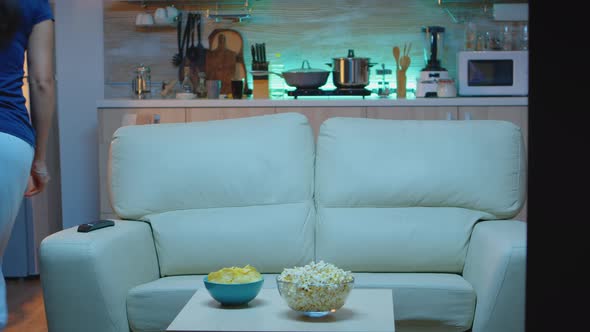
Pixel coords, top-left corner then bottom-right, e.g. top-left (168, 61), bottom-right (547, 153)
top-left (77, 220), bottom-right (115, 233)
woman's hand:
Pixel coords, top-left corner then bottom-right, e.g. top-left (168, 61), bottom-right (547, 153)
top-left (24, 160), bottom-right (51, 197)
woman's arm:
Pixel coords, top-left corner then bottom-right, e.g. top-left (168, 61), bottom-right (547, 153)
top-left (24, 19), bottom-right (55, 197)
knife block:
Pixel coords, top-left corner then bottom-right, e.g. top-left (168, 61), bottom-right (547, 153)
top-left (253, 77), bottom-right (269, 99)
top-left (252, 62), bottom-right (269, 99)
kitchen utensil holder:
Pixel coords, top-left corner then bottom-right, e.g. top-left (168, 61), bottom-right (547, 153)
top-left (396, 70), bottom-right (407, 98)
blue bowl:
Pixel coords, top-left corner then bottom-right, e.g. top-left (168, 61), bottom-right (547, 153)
top-left (203, 276), bottom-right (264, 306)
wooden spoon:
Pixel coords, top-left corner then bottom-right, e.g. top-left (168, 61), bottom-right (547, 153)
top-left (400, 55), bottom-right (411, 72)
top-left (393, 46), bottom-right (401, 70)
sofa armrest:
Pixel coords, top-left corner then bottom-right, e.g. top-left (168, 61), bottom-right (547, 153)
top-left (39, 220), bottom-right (160, 332)
top-left (463, 220), bottom-right (527, 332)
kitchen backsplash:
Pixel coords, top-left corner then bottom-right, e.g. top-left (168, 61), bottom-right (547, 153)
top-left (103, 0), bottom-right (515, 98)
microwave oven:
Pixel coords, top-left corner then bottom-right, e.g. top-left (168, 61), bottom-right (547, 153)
top-left (457, 51), bottom-right (528, 96)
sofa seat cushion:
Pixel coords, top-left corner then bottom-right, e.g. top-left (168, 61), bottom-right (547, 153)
top-left (127, 276), bottom-right (199, 332)
top-left (128, 273), bottom-right (474, 332)
top-left (354, 273), bottom-right (475, 332)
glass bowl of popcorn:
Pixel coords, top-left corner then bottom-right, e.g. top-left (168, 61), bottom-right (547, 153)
top-left (276, 261), bottom-right (354, 317)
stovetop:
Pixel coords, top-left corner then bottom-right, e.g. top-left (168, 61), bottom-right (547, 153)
top-left (287, 88), bottom-right (372, 99)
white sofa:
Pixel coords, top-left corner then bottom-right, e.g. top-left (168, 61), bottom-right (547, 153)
top-left (40, 112), bottom-right (527, 332)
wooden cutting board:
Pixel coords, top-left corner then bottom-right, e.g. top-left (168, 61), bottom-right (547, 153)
top-left (208, 29), bottom-right (248, 93)
top-left (205, 34), bottom-right (239, 95)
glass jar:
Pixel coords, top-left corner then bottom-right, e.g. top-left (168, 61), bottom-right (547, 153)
top-left (437, 79), bottom-right (457, 98)
top-left (501, 24), bottom-right (513, 51)
top-left (464, 21), bottom-right (477, 51)
top-left (131, 64), bottom-right (151, 96)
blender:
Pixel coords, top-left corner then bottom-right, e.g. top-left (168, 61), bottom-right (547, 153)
top-left (416, 26), bottom-right (450, 97)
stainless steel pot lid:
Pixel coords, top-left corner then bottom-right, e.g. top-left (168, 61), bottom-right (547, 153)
top-left (284, 60), bottom-right (330, 73)
top-left (332, 49), bottom-right (370, 61)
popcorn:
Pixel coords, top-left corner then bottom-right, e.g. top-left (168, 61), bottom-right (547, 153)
top-left (277, 261), bottom-right (354, 313)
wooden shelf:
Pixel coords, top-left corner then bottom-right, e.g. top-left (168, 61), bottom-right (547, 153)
top-left (125, 0), bottom-right (253, 23)
top-left (135, 23), bottom-right (177, 31)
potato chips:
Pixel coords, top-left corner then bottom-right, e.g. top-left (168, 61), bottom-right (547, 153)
top-left (207, 265), bottom-right (262, 284)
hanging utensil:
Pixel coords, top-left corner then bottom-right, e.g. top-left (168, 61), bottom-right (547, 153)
top-left (172, 12), bottom-right (183, 67)
top-left (186, 13), bottom-right (198, 64)
top-left (178, 13), bottom-right (193, 81)
top-left (194, 13), bottom-right (207, 72)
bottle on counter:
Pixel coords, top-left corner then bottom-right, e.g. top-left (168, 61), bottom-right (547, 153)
top-left (269, 53), bottom-right (285, 98)
top-left (196, 72), bottom-right (207, 98)
top-left (181, 66), bottom-right (194, 93)
top-left (501, 24), bottom-right (513, 51)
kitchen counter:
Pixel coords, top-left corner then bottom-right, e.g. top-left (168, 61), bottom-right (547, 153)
top-left (97, 96), bottom-right (528, 108)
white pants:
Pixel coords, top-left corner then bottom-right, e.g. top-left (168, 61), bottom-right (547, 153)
top-left (0, 132), bottom-right (34, 331)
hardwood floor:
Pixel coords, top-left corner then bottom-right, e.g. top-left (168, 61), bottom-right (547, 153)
top-left (4, 276), bottom-right (48, 332)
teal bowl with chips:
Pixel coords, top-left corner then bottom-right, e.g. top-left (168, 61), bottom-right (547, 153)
top-left (203, 276), bottom-right (264, 306)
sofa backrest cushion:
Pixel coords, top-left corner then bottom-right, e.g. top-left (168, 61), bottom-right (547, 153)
top-left (315, 118), bottom-right (526, 272)
top-left (144, 202), bottom-right (315, 276)
top-left (316, 118), bottom-right (526, 217)
top-left (109, 112), bottom-right (315, 220)
top-left (110, 113), bottom-right (316, 275)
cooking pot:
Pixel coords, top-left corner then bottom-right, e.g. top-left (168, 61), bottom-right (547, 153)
top-left (327, 49), bottom-right (374, 88)
top-left (276, 60), bottom-right (330, 89)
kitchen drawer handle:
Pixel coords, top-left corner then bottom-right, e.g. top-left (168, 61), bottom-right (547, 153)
top-left (464, 112), bottom-right (472, 120)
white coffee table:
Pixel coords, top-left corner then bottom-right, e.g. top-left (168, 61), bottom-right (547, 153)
top-left (167, 288), bottom-right (395, 332)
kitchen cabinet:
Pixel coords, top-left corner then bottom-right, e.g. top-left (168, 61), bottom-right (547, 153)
top-left (99, 107), bottom-right (185, 144)
top-left (458, 106), bottom-right (528, 147)
top-left (275, 107), bottom-right (366, 140)
top-left (367, 106), bottom-right (458, 120)
top-left (187, 107), bottom-right (274, 122)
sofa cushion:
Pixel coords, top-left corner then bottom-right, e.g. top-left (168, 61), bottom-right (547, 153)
top-left (127, 276), bottom-right (198, 332)
top-left (316, 118), bottom-right (526, 219)
top-left (110, 112), bottom-right (315, 220)
top-left (143, 202), bottom-right (315, 276)
top-left (127, 273), bottom-right (474, 332)
top-left (354, 273), bottom-right (475, 332)
top-left (316, 207), bottom-right (487, 273)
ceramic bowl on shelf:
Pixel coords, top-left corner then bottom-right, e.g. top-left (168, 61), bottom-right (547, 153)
top-left (203, 276), bottom-right (264, 306)
top-left (135, 12), bottom-right (154, 26)
top-left (276, 277), bottom-right (354, 318)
